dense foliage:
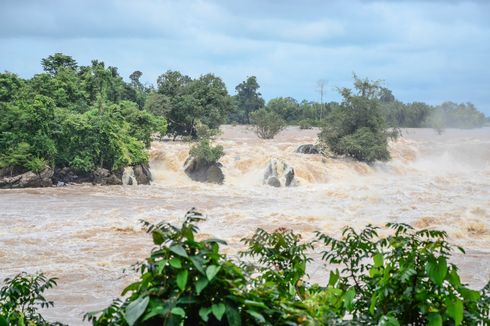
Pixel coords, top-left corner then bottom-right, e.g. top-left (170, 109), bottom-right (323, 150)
top-left (0, 54), bottom-right (167, 176)
top-left (319, 76), bottom-right (397, 163)
top-left (250, 108), bottom-right (287, 139)
top-left (189, 139), bottom-right (224, 164)
top-left (0, 272), bottom-right (63, 326)
top-left (151, 71), bottom-right (232, 139)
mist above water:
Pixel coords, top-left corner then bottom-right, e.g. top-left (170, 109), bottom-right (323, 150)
top-left (1, 126), bottom-right (489, 325)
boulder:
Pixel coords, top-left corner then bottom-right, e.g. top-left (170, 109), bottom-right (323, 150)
top-left (263, 159), bottom-right (295, 187)
top-left (52, 167), bottom-right (92, 184)
top-left (0, 167), bottom-right (54, 189)
top-left (295, 144), bottom-right (320, 154)
top-left (132, 164), bottom-right (152, 185)
top-left (184, 157), bottom-right (224, 184)
top-left (92, 168), bottom-right (122, 185)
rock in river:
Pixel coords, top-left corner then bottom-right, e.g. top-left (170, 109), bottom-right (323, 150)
top-left (263, 159), bottom-right (295, 187)
top-left (184, 157), bottom-right (224, 184)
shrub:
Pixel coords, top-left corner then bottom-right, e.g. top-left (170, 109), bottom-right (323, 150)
top-left (317, 223), bottom-right (490, 325)
top-left (194, 121), bottom-right (221, 140)
top-left (25, 157), bottom-right (48, 173)
top-left (298, 119), bottom-right (313, 130)
top-left (319, 76), bottom-right (397, 163)
top-left (85, 209), bottom-right (312, 325)
top-left (250, 108), bottom-right (286, 139)
top-left (189, 139), bottom-right (224, 164)
top-left (0, 272), bottom-right (63, 325)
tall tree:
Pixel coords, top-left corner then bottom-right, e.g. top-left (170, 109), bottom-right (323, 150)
top-left (41, 53), bottom-right (78, 75)
top-left (233, 76), bottom-right (265, 124)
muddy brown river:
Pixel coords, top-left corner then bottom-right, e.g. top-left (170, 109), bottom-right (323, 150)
top-left (1, 126), bottom-right (489, 325)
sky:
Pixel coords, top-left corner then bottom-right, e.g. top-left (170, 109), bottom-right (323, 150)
top-left (1, 0), bottom-right (489, 115)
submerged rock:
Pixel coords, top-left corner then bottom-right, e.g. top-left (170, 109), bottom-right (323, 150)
top-left (263, 159), bottom-right (295, 187)
top-left (0, 167), bottom-right (54, 189)
top-left (295, 144), bottom-right (320, 154)
top-left (184, 157), bottom-right (224, 184)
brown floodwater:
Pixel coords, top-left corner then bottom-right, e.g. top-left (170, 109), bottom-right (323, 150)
top-left (1, 126), bottom-right (489, 325)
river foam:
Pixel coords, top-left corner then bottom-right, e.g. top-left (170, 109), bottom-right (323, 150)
top-left (1, 126), bottom-right (489, 325)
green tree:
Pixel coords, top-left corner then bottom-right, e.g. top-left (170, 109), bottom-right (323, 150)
top-left (250, 108), bottom-right (287, 139)
top-left (41, 53), bottom-right (78, 75)
top-left (156, 71), bottom-right (231, 139)
top-left (232, 76), bottom-right (265, 124)
top-left (319, 75), bottom-right (396, 163)
top-left (266, 97), bottom-right (301, 123)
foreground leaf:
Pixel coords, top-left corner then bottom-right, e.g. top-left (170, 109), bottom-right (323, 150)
top-left (125, 296), bottom-right (149, 326)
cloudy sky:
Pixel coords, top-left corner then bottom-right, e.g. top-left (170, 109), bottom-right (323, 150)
top-left (1, 0), bottom-right (489, 114)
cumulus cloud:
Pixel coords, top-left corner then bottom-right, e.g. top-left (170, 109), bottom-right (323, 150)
top-left (0, 0), bottom-right (489, 114)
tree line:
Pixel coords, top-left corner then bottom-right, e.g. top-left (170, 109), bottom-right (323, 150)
top-left (1, 53), bottom-right (487, 177)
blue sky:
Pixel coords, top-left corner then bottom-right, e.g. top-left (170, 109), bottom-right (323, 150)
top-left (1, 0), bottom-right (489, 115)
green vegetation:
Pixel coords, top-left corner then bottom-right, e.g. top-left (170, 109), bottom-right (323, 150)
top-left (5, 210), bottom-right (487, 325)
top-left (229, 76), bottom-right (265, 124)
top-left (319, 76), bottom-right (397, 163)
top-left (0, 272), bottom-right (63, 325)
top-left (151, 71), bottom-right (232, 139)
top-left (250, 108), bottom-right (287, 139)
top-left (189, 139), bottom-right (224, 164)
top-left (0, 53), bottom-right (166, 177)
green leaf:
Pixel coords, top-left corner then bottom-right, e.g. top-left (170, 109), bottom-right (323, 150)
top-left (190, 256), bottom-right (205, 274)
top-left (447, 298), bottom-right (464, 326)
top-left (152, 230), bottom-right (165, 245)
top-left (427, 313), bottom-right (442, 326)
top-left (125, 296), bottom-right (150, 326)
top-left (369, 294), bottom-right (377, 315)
top-left (169, 257), bottom-right (182, 269)
top-left (170, 244), bottom-right (188, 257)
top-left (226, 306), bottom-right (241, 326)
top-left (328, 270), bottom-right (340, 287)
top-left (448, 268), bottom-right (461, 288)
top-left (157, 259), bottom-right (167, 273)
top-left (199, 307), bottom-right (211, 322)
top-left (171, 307), bottom-right (186, 317)
top-left (122, 281), bottom-right (140, 296)
top-left (425, 257), bottom-right (447, 286)
top-left (247, 310), bottom-right (266, 323)
top-left (206, 265), bottom-right (221, 281)
top-left (343, 287), bottom-right (356, 311)
top-left (373, 252), bottom-right (384, 267)
top-left (176, 270), bottom-right (188, 291)
top-left (459, 287), bottom-right (480, 301)
top-left (212, 303), bottom-right (226, 321)
top-left (195, 276), bottom-right (209, 295)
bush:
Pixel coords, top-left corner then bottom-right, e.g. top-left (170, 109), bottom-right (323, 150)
top-left (317, 223), bottom-right (490, 325)
top-left (189, 139), bottom-right (224, 164)
top-left (319, 76), bottom-right (397, 163)
top-left (0, 272), bottom-right (63, 325)
top-left (250, 108), bottom-right (286, 139)
top-left (298, 119), bottom-right (313, 130)
top-left (85, 209), bottom-right (312, 325)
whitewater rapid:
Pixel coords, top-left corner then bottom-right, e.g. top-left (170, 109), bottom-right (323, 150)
top-left (1, 126), bottom-right (489, 325)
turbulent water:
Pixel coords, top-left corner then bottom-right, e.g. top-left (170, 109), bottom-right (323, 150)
top-left (1, 126), bottom-right (490, 325)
